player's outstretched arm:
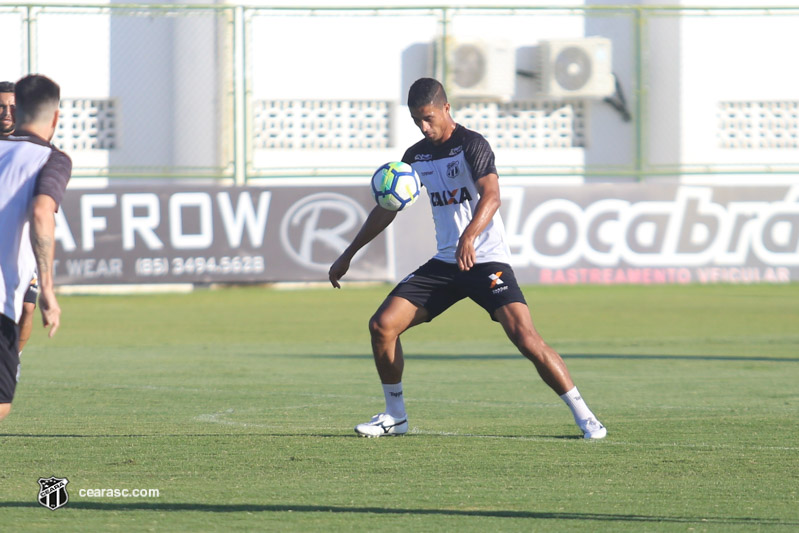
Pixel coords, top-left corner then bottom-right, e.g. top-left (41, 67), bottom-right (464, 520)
top-left (329, 205), bottom-right (397, 288)
top-left (30, 194), bottom-right (61, 337)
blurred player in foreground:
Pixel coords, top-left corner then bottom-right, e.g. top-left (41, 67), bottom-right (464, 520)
top-left (329, 78), bottom-right (606, 439)
top-left (0, 75), bottom-right (71, 422)
top-left (1, 81), bottom-right (40, 358)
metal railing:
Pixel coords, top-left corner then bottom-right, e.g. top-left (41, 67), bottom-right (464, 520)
top-left (2, 3), bottom-right (797, 182)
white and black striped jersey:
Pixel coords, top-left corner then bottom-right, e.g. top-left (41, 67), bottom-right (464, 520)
top-left (402, 124), bottom-right (511, 265)
top-left (0, 130), bottom-right (71, 322)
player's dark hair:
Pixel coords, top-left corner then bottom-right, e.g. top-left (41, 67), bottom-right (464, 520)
top-left (408, 78), bottom-right (448, 109)
top-left (14, 74), bottom-right (60, 124)
top-left (0, 81), bottom-right (14, 93)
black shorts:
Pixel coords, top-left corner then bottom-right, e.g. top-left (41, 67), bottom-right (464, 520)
top-left (0, 314), bottom-right (20, 403)
top-left (24, 277), bottom-right (39, 305)
top-left (389, 259), bottom-right (527, 322)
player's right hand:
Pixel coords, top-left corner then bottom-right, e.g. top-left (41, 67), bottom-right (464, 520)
top-left (328, 255), bottom-right (351, 289)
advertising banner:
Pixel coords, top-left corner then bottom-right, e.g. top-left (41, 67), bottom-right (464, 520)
top-left (53, 184), bottom-right (390, 285)
top-left (495, 182), bottom-right (798, 285)
top-left (53, 181), bottom-right (798, 286)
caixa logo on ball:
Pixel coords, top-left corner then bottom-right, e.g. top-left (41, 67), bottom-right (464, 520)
top-left (280, 192), bottom-right (370, 272)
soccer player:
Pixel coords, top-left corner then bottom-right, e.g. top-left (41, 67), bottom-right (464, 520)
top-left (0, 74), bottom-right (71, 422)
top-left (0, 81), bottom-right (39, 357)
top-left (329, 78), bottom-right (606, 439)
top-left (0, 81), bottom-right (15, 135)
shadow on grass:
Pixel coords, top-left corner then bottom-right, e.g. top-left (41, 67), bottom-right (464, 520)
top-left (0, 432), bottom-right (347, 439)
top-left (1, 501), bottom-right (795, 526)
top-left (564, 354), bottom-right (799, 363)
top-left (310, 353), bottom-right (799, 363)
top-left (0, 432), bottom-right (578, 440)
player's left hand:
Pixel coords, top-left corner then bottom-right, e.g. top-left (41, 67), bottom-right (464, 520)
top-left (456, 236), bottom-right (476, 271)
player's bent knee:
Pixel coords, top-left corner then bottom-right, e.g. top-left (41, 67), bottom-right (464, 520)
top-left (0, 403), bottom-right (11, 421)
top-left (368, 313), bottom-right (392, 340)
top-left (369, 309), bottom-right (409, 342)
top-left (369, 297), bottom-right (425, 341)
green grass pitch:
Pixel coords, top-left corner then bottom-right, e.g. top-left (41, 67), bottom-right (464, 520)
top-left (1, 283), bottom-right (797, 531)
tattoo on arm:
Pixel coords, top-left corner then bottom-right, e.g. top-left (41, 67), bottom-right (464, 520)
top-left (31, 232), bottom-right (54, 275)
top-left (30, 195), bottom-right (58, 292)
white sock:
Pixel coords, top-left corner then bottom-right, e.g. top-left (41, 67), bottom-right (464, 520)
top-left (382, 382), bottom-right (406, 419)
top-left (560, 386), bottom-right (595, 422)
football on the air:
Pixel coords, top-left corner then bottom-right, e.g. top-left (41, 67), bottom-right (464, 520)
top-left (370, 161), bottom-right (421, 212)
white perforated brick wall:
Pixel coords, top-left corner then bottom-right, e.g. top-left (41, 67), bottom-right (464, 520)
top-left (454, 100), bottom-right (587, 149)
top-left (253, 100), bottom-right (392, 150)
top-left (718, 101), bottom-right (799, 149)
top-left (54, 98), bottom-right (117, 151)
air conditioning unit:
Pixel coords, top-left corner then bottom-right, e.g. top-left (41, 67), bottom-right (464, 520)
top-left (537, 37), bottom-right (614, 98)
top-left (444, 40), bottom-right (515, 101)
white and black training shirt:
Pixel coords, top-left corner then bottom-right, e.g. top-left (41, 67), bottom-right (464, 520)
top-left (0, 130), bottom-right (71, 322)
top-left (402, 124), bottom-right (511, 265)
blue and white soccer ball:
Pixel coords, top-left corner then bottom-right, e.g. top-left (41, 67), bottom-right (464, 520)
top-left (370, 161), bottom-right (422, 212)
